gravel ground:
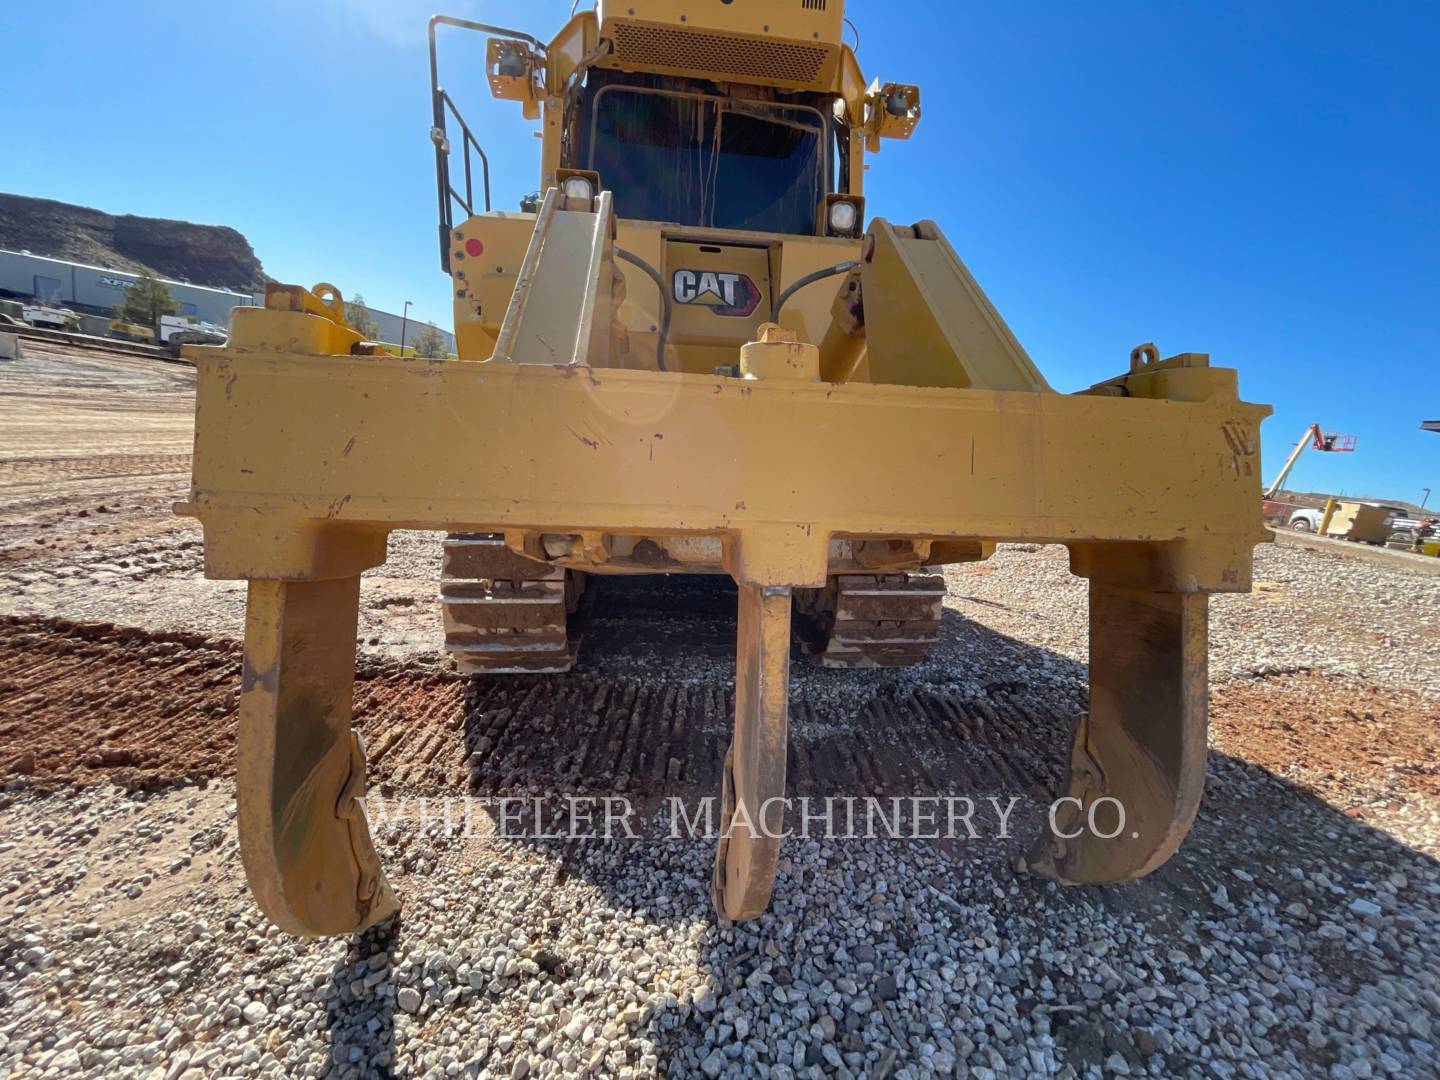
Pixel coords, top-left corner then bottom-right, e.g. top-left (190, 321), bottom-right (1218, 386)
top-left (2, 756), bottom-right (1438, 1080)
top-left (939, 542), bottom-right (1440, 697)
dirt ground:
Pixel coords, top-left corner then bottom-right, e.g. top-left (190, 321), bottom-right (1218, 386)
top-left (3, 341), bottom-right (1439, 1078)
top-left (4, 613), bottom-right (1437, 837)
top-left (0, 340), bottom-right (452, 662)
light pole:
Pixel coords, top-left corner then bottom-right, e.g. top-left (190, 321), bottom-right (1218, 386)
top-left (1423, 487), bottom-right (1431, 510)
top-left (400, 299), bottom-right (413, 356)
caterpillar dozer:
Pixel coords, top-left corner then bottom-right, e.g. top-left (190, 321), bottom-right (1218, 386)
top-left (179, 0), bottom-right (1270, 935)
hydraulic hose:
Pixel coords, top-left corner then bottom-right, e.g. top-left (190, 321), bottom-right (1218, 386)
top-left (614, 247), bottom-right (670, 372)
top-left (770, 260), bottom-right (861, 322)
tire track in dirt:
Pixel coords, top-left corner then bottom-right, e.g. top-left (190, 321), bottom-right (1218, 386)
top-left (0, 618), bottom-right (242, 788)
top-left (0, 617), bottom-right (1072, 808)
top-left (0, 453), bottom-right (193, 487)
top-left (0, 617), bottom-right (459, 792)
top-left (11, 616), bottom-right (1431, 834)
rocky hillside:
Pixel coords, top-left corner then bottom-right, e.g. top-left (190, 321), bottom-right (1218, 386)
top-left (0, 193), bottom-right (265, 292)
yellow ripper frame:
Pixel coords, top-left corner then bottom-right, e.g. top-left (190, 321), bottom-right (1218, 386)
top-left (180, 284), bottom-right (1268, 934)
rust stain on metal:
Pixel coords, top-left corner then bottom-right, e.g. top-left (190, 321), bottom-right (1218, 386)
top-left (240, 657), bottom-right (278, 695)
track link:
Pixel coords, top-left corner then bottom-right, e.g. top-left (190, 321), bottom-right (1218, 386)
top-left (440, 536), bottom-right (583, 674)
top-left (804, 571), bottom-right (946, 668)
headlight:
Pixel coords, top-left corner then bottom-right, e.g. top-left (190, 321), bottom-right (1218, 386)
top-left (495, 44), bottom-right (528, 78)
top-left (562, 176), bottom-right (595, 202)
top-left (828, 200), bottom-right (859, 236)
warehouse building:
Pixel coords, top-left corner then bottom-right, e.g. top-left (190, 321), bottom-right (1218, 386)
top-left (363, 307), bottom-right (456, 355)
top-left (0, 247), bottom-right (454, 352)
top-left (0, 249), bottom-right (255, 326)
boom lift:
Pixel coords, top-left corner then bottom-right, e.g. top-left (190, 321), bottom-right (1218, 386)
top-left (179, 0), bottom-right (1270, 935)
top-left (1262, 423), bottom-right (1356, 500)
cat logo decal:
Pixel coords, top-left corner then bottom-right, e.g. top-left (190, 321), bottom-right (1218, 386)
top-left (671, 270), bottom-right (762, 318)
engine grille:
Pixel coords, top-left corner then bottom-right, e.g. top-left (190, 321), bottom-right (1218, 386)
top-left (611, 22), bottom-right (831, 86)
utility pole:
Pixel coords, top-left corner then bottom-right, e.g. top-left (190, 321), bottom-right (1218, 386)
top-left (400, 299), bottom-right (413, 356)
top-left (1424, 423), bottom-right (1438, 510)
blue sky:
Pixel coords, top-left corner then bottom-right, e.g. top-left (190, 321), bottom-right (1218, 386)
top-left (6, 1), bottom-right (1438, 503)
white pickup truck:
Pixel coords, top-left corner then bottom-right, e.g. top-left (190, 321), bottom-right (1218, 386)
top-left (21, 304), bottom-right (74, 330)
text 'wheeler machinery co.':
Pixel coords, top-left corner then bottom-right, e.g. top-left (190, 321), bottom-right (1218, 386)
top-left (178, 0), bottom-right (1271, 935)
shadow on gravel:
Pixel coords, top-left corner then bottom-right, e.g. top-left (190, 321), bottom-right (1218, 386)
top-left (326, 914), bottom-right (403, 1077)
top-left (423, 575), bottom-right (1440, 1077)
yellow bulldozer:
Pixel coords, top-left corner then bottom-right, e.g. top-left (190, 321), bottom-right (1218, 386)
top-left (180, 0), bottom-right (1269, 936)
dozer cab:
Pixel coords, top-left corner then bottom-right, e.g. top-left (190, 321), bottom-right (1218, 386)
top-left (179, 0), bottom-right (1270, 935)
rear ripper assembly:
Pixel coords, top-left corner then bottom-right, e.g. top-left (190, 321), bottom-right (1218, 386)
top-left (179, 0), bottom-right (1269, 935)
